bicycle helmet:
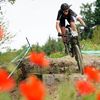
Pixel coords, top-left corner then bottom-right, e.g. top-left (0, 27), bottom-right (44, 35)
top-left (61, 3), bottom-right (71, 11)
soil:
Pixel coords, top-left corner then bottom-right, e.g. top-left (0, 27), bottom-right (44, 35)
top-left (10, 54), bottom-right (100, 100)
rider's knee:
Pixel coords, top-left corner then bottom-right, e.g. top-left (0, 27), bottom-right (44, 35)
top-left (60, 26), bottom-right (66, 34)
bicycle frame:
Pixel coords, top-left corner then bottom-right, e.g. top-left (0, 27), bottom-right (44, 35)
top-left (64, 25), bottom-right (83, 74)
top-left (65, 25), bottom-right (79, 56)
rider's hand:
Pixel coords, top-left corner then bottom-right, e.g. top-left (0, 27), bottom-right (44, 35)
top-left (58, 32), bottom-right (62, 36)
top-left (84, 26), bottom-right (89, 32)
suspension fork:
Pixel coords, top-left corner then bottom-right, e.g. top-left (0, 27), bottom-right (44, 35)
top-left (71, 37), bottom-right (78, 57)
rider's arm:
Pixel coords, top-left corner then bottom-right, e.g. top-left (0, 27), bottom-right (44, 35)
top-left (56, 20), bottom-right (61, 33)
top-left (70, 9), bottom-right (86, 27)
top-left (76, 16), bottom-right (86, 26)
top-left (56, 10), bottom-right (62, 34)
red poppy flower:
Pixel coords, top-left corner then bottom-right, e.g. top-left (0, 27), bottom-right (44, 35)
top-left (75, 80), bottom-right (96, 95)
top-left (19, 75), bottom-right (45, 100)
top-left (83, 66), bottom-right (100, 82)
top-left (96, 70), bottom-right (100, 82)
top-left (0, 68), bottom-right (15, 92)
top-left (97, 92), bottom-right (100, 100)
top-left (29, 52), bottom-right (49, 67)
top-left (0, 26), bottom-right (4, 39)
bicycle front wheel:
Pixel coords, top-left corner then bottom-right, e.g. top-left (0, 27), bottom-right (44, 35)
top-left (64, 43), bottom-right (69, 54)
top-left (74, 45), bottom-right (83, 74)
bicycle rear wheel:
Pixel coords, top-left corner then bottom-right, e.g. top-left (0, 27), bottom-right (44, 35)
top-left (74, 45), bottom-right (83, 74)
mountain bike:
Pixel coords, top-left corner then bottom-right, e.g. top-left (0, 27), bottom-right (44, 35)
top-left (60, 25), bottom-right (83, 74)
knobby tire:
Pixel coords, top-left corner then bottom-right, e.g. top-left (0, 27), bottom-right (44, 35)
top-left (75, 45), bottom-right (83, 74)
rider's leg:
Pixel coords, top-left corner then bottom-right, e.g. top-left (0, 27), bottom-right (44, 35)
top-left (70, 21), bottom-right (79, 57)
top-left (60, 26), bottom-right (68, 54)
top-left (70, 21), bottom-right (78, 34)
top-left (59, 18), bottom-right (67, 43)
top-left (66, 15), bottom-right (78, 35)
top-left (60, 26), bottom-right (67, 43)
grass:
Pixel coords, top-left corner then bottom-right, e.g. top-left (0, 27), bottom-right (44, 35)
top-left (45, 80), bottom-right (96, 100)
top-left (45, 79), bottom-right (77, 100)
top-left (80, 39), bottom-right (100, 50)
top-left (0, 70), bottom-right (98, 100)
top-left (49, 52), bottom-right (65, 58)
top-left (0, 92), bottom-right (11, 100)
top-left (58, 81), bottom-right (77, 100)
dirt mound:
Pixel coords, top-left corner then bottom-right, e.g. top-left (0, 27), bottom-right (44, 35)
top-left (83, 54), bottom-right (100, 66)
top-left (21, 55), bottom-right (100, 73)
top-left (14, 54), bottom-right (100, 81)
top-left (18, 54), bottom-right (100, 73)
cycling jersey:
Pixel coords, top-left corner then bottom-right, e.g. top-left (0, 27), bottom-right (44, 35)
top-left (57, 9), bottom-right (77, 26)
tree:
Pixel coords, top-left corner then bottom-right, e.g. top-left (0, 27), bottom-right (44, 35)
top-left (43, 36), bottom-right (57, 55)
top-left (34, 43), bottom-right (42, 52)
top-left (42, 36), bottom-right (65, 55)
top-left (8, 0), bottom-right (16, 4)
top-left (80, 3), bottom-right (95, 39)
top-left (80, 3), bottom-right (95, 27)
top-left (56, 38), bottom-right (64, 52)
top-left (94, 0), bottom-right (100, 25)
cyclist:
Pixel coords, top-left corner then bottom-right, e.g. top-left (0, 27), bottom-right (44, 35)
top-left (56, 3), bottom-right (87, 43)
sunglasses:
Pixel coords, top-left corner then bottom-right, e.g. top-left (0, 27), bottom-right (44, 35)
top-left (63, 10), bottom-right (69, 13)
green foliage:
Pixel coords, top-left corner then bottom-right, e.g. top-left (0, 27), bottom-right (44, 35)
top-left (79, 0), bottom-right (100, 39)
top-left (80, 39), bottom-right (100, 50)
top-left (92, 25), bottom-right (100, 44)
top-left (80, 0), bottom-right (100, 26)
top-left (0, 47), bottom-right (29, 64)
top-left (80, 26), bottom-right (100, 50)
top-left (49, 52), bottom-right (65, 58)
top-left (83, 94), bottom-right (96, 100)
top-left (80, 3), bottom-right (95, 39)
top-left (0, 51), bottom-right (18, 64)
top-left (43, 36), bottom-right (64, 55)
top-left (94, 0), bottom-right (100, 25)
top-left (56, 38), bottom-right (64, 52)
top-left (80, 3), bottom-right (95, 27)
top-left (43, 36), bottom-right (57, 55)
top-left (33, 43), bottom-right (43, 52)
top-left (8, 0), bottom-right (16, 4)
